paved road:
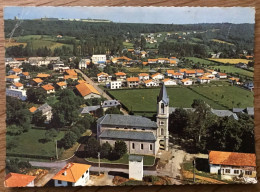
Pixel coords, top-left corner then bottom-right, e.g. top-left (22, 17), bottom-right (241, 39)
top-left (30, 161), bottom-right (67, 168)
top-left (75, 69), bottom-right (128, 115)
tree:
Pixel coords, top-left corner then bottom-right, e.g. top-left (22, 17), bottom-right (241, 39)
top-left (32, 110), bottom-right (46, 126)
top-left (45, 129), bottom-right (58, 142)
top-left (100, 142), bottom-right (112, 158)
top-left (26, 88), bottom-right (47, 104)
top-left (169, 108), bottom-right (190, 135)
top-left (105, 107), bottom-right (123, 115)
top-left (85, 137), bottom-right (100, 158)
top-left (60, 131), bottom-right (77, 149)
top-left (113, 140), bottom-right (127, 158)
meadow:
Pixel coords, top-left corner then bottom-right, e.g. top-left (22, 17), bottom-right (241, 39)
top-left (208, 58), bottom-right (253, 64)
top-left (184, 57), bottom-right (217, 65)
top-left (213, 65), bottom-right (254, 78)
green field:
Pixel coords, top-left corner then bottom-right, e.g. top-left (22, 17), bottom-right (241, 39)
top-left (184, 57), bottom-right (216, 65)
top-left (6, 128), bottom-right (65, 158)
top-left (109, 86), bottom-right (253, 112)
top-left (213, 65), bottom-right (254, 78)
top-left (123, 42), bottom-right (134, 49)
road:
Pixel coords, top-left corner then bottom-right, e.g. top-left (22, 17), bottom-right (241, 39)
top-left (75, 69), bottom-right (128, 115)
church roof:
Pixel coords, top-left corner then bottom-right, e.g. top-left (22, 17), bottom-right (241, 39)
top-left (97, 114), bottom-right (157, 128)
top-left (157, 83), bottom-right (169, 105)
top-left (99, 129), bottom-right (156, 141)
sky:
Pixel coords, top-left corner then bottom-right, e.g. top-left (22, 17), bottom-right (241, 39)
top-left (4, 6), bottom-right (255, 24)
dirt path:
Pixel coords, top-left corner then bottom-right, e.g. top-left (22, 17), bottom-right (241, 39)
top-left (182, 170), bottom-right (226, 184)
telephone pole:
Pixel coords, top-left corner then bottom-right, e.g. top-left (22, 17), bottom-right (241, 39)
top-left (98, 152), bottom-right (100, 176)
top-left (55, 140), bottom-right (58, 160)
top-left (193, 159), bottom-right (196, 183)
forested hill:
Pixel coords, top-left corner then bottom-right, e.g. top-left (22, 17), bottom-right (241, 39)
top-left (4, 20), bottom-right (254, 44)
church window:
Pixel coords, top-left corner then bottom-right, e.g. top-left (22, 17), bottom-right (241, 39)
top-left (150, 144), bottom-right (153, 151)
top-left (132, 143), bottom-right (135, 149)
top-left (160, 121), bottom-right (164, 125)
top-left (161, 103), bottom-right (164, 114)
top-left (141, 144), bottom-right (144, 150)
top-left (161, 128), bottom-right (164, 135)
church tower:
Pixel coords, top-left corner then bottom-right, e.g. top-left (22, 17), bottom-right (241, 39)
top-left (157, 83), bottom-right (169, 151)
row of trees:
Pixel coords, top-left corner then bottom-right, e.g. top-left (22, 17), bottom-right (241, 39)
top-left (169, 99), bottom-right (255, 153)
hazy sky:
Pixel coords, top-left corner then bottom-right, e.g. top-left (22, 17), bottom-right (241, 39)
top-left (4, 6), bottom-right (255, 24)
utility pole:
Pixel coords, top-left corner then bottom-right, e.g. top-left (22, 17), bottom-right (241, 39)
top-left (98, 152), bottom-right (100, 176)
top-left (55, 140), bottom-right (58, 160)
top-left (193, 159), bottom-right (196, 183)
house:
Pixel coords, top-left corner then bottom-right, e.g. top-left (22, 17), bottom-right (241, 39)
top-left (5, 173), bottom-right (36, 187)
top-left (142, 62), bottom-right (148, 66)
top-left (126, 77), bottom-right (139, 88)
top-left (109, 81), bottom-right (122, 89)
top-left (206, 69), bottom-right (218, 75)
top-left (30, 78), bottom-right (43, 86)
top-left (148, 59), bottom-right (158, 64)
top-left (244, 81), bottom-right (254, 91)
top-left (166, 70), bottom-right (175, 77)
top-left (196, 69), bottom-right (204, 77)
top-left (36, 73), bottom-right (50, 79)
top-left (91, 54), bottom-right (106, 64)
top-left (197, 76), bottom-right (211, 84)
top-left (53, 163), bottom-right (91, 187)
top-left (112, 56), bottom-right (131, 64)
top-left (151, 73), bottom-right (164, 80)
top-left (184, 70), bottom-right (196, 78)
top-left (181, 79), bottom-right (193, 85)
top-left (6, 75), bottom-right (20, 83)
top-left (162, 78), bottom-right (177, 86)
top-left (76, 83), bottom-right (101, 99)
top-left (56, 81), bottom-right (67, 89)
top-left (29, 106), bottom-right (38, 113)
top-left (97, 84), bottom-right (170, 153)
top-left (42, 84), bottom-right (55, 94)
top-left (216, 73), bottom-right (227, 79)
top-left (65, 69), bottom-right (77, 79)
top-left (79, 59), bottom-right (91, 69)
top-left (157, 58), bottom-right (170, 64)
top-left (179, 69), bottom-right (187, 75)
top-left (172, 72), bottom-right (183, 79)
top-left (97, 72), bottom-right (111, 82)
top-left (79, 105), bottom-right (101, 115)
top-left (203, 73), bottom-right (215, 79)
top-left (229, 77), bottom-right (240, 85)
top-left (129, 155), bottom-right (143, 181)
top-left (35, 103), bottom-right (53, 123)
top-left (140, 51), bottom-right (146, 58)
top-left (101, 100), bottom-right (121, 111)
top-left (11, 82), bottom-right (24, 90)
top-left (19, 72), bottom-right (30, 79)
top-left (6, 88), bottom-right (27, 101)
top-left (8, 68), bottom-right (22, 75)
top-left (144, 79), bottom-right (159, 87)
top-left (115, 72), bottom-right (127, 81)
top-left (209, 151), bottom-right (256, 181)
top-left (138, 73), bottom-right (149, 81)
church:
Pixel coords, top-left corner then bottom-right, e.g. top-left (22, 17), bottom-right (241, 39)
top-left (96, 84), bottom-right (169, 156)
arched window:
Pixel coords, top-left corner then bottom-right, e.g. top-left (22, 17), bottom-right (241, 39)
top-left (161, 103), bottom-right (164, 114)
top-left (161, 128), bottom-right (164, 135)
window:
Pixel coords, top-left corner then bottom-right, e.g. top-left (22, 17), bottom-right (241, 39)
top-left (142, 128), bottom-right (145, 131)
top-left (124, 127), bottom-right (128, 129)
top-left (234, 170), bottom-right (239, 174)
top-left (161, 103), bottom-right (164, 114)
top-left (160, 121), bottom-right (164, 125)
top-left (58, 180), bottom-right (62, 184)
top-left (150, 144), bottom-right (153, 151)
top-left (133, 128), bottom-right (136, 130)
top-left (82, 175), bottom-right (84, 178)
top-left (141, 144), bottom-right (144, 150)
top-left (225, 169), bottom-right (230, 174)
top-left (86, 170), bottom-right (88, 174)
top-left (245, 171), bottom-right (252, 175)
top-left (161, 128), bottom-right (164, 135)
top-left (132, 143), bottom-right (135, 149)
top-left (116, 127), bottom-right (119, 129)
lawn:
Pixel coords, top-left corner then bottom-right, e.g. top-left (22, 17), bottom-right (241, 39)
top-left (191, 86), bottom-right (253, 109)
top-left (184, 57), bottom-right (217, 65)
top-left (6, 128), bottom-right (65, 158)
top-left (208, 58), bottom-right (253, 64)
top-left (108, 87), bottom-right (227, 112)
top-left (213, 65), bottom-right (254, 78)
top-left (123, 42), bottom-right (134, 49)
top-left (86, 154), bottom-right (155, 166)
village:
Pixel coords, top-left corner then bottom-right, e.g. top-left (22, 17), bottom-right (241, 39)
top-left (3, 7), bottom-right (257, 187)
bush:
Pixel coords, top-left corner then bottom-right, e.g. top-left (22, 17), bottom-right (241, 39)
top-left (59, 131), bottom-right (77, 149)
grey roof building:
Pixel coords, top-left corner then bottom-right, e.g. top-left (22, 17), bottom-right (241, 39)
top-left (97, 114), bottom-right (157, 129)
top-left (101, 100), bottom-right (121, 108)
top-left (79, 105), bottom-right (100, 114)
top-left (36, 103), bottom-right (52, 114)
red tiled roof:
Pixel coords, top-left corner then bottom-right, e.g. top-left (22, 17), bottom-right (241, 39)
top-left (5, 172), bottom-right (36, 187)
top-left (42, 84), bottom-right (55, 91)
top-left (115, 72), bottom-right (126, 76)
top-left (57, 82), bottom-right (67, 87)
top-left (37, 73), bottom-right (50, 78)
top-left (144, 79), bottom-right (153, 84)
top-left (6, 75), bottom-right (19, 79)
top-left (32, 78), bottom-right (43, 83)
top-left (126, 77), bottom-right (139, 82)
top-left (97, 72), bottom-right (109, 77)
top-left (167, 70), bottom-right (175, 74)
top-left (29, 107), bottom-right (37, 113)
top-left (209, 151), bottom-right (256, 167)
top-left (76, 83), bottom-right (100, 97)
top-left (138, 73), bottom-right (149, 77)
top-left (11, 68), bottom-right (22, 73)
top-left (14, 82), bottom-right (23, 87)
top-left (151, 73), bottom-right (162, 78)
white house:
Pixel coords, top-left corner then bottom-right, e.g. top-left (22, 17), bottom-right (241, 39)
top-left (151, 73), bottom-right (164, 80)
top-left (196, 69), bottom-right (204, 77)
top-left (172, 72), bottom-right (183, 79)
top-left (197, 76), bottom-right (211, 84)
top-left (42, 84), bottom-right (55, 94)
top-left (110, 81), bottom-right (122, 89)
top-left (181, 79), bottom-right (193, 85)
top-left (76, 83), bottom-right (101, 99)
top-left (209, 151), bottom-right (256, 181)
top-left (203, 73), bottom-right (216, 79)
top-left (97, 72), bottom-right (111, 83)
top-left (91, 55), bottom-right (106, 64)
top-left (244, 81), bottom-right (254, 91)
top-left (5, 173), bottom-right (36, 187)
top-left (11, 82), bottom-right (24, 90)
top-left (115, 72), bottom-right (127, 81)
top-left (166, 70), bottom-right (175, 77)
top-left (79, 59), bottom-right (91, 69)
top-left (138, 73), bottom-right (150, 81)
top-left (216, 73), bottom-right (227, 79)
top-left (35, 103), bottom-right (53, 123)
top-left (6, 88), bottom-right (27, 101)
top-left (126, 77), bottom-right (139, 88)
top-left (53, 163), bottom-right (91, 187)
top-left (6, 75), bottom-right (20, 83)
top-left (129, 155), bottom-right (143, 181)
top-left (162, 78), bottom-right (177, 86)
top-left (144, 79), bottom-right (159, 87)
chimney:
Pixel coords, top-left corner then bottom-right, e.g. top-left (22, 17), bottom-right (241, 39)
top-left (63, 171), bottom-right (67, 176)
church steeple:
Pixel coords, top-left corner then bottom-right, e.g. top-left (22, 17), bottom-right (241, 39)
top-left (157, 83), bottom-right (169, 105)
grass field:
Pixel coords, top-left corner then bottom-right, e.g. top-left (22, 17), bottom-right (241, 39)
top-left (208, 58), bottom-right (253, 64)
top-left (213, 65), bottom-right (254, 78)
top-left (191, 86), bottom-right (253, 109)
top-left (86, 154), bottom-right (155, 166)
top-left (211, 39), bottom-right (234, 46)
top-left (6, 128), bottom-right (65, 158)
top-left (123, 42), bottom-right (134, 49)
top-left (184, 57), bottom-right (216, 65)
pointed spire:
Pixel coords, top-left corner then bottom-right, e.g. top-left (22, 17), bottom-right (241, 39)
top-left (157, 83), bottom-right (169, 105)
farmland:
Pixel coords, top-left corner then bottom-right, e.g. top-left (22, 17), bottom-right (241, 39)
top-left (184, 57), bottom-right (217, 65)
top-left (208, 58), bottom-right (253, 64)
top-left (211, 39), bottom-right (235, 46)
top-left (213, 65), bottom-right (254, 78)
top-left (108, 86), bottom-right (253, 113)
